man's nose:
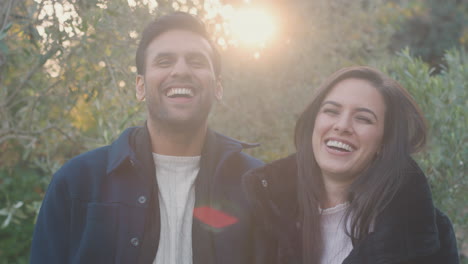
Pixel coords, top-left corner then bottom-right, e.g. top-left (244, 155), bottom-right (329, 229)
top-left (170, 59), bottom-right (192, 79)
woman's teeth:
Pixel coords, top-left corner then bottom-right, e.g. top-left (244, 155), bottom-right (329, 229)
top-left (326, 140), bottom-right (354, 152)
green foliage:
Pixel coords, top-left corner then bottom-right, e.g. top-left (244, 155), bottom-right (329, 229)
top-left (388, 0), bottom-right (467, 68)
top-left (0, 167), bottom-right (44, 263)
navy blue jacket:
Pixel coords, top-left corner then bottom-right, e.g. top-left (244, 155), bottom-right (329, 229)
top-left (30, 126), bottom-right (263, 264)
top-left (243, 154), bottom-right (460, 264)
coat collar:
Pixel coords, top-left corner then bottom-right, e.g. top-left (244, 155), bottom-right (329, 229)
top-left (248, 155), bottom-right (441, 263)
top-left (105, 125), bottom-right (259, 175)
top-left (106, 127), bottom-right (136, 175)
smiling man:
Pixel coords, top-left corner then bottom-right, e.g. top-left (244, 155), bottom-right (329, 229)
top-left (30, 12), bottom-right (263, 264)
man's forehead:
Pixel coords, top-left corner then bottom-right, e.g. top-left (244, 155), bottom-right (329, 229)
top-left (146, 29), bottom-right (214, 57)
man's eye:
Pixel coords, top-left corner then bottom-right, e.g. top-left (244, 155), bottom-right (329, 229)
top-left (156, 59), bottom-right (172, 67)
top-left (189, 58), bottom-right (207, 68)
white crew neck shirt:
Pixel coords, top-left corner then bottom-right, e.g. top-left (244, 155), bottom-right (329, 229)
top-left (152, 153), bottom-right (201, 264)
top-left (320, 203), bottom-right (353, 264)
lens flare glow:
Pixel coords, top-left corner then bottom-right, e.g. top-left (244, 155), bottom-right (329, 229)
top-left (228, 8), bottom-right (276, 46)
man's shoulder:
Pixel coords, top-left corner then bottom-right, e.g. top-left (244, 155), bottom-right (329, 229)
top-left (243, 154), bottom-right (298, 213)
top-left (237, 151), bottom-right (264, 168)
top-left (67, 145), bottom-right (110, 168)
top-left (209, 130), bottom-right (264, 169)
top-left (211, 131), bottom-right (260, 150)
top-left (52, 127), bottom-right (137, 184)
top-left (53, 145), bottom-right (111, 183)
top-left (222, 151), bottom-right (264, 176)
top-left (243, 154), bottom-right (297, 189)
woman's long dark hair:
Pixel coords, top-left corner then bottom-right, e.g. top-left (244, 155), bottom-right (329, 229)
top-left (294, 66), bottom-right (427, 263)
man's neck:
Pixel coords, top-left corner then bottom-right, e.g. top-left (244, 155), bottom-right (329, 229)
top-left (147, 120), bottom-right (207, 156)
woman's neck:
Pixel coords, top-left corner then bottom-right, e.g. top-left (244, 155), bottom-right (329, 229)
top-left (321, 175), bottom-right (352, 209)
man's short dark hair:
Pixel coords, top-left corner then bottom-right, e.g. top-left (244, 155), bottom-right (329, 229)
top-left (135, 12), bottom-right (221, 77)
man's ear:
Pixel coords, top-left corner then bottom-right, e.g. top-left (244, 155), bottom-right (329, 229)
top-left (215, 80), bottom-right (223, 101)
top-left (135, 75), bottom-right (146, 101)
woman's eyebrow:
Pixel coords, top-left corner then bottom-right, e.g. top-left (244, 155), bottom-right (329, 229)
top-left (356, 107), bottom-right (378, 121)
top-left (321, 101), bottom-right (341, 107)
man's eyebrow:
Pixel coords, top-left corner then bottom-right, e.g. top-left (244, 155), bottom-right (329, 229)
top-left (186, 51), bottom-right (210, 59)
top-left (153, 52), bottom-right (174, 59)
top-left (152, 52), bottom-right (209, 60)
top-left (321, 101), bottom-right (378, 121)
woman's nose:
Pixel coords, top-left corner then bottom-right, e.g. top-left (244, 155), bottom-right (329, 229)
top-left (333, 115), bottom-right (353, 134)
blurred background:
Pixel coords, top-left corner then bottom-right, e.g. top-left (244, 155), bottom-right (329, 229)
top-left (0, 0), bottom-right (466, 262)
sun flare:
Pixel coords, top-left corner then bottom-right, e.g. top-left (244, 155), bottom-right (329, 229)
top-left (227, 8), bottom-right (276, 46)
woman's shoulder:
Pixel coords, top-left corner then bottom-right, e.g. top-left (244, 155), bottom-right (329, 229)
top-left (432, 208), bottom-right (460, 263)
top-left (405, 208), bottom-right (460, 264)
top-left (243, 154), bottom-right (299, 222)
top-left (243, 154), bottom-right (298, 200)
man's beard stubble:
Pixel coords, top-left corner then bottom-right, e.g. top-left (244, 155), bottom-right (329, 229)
top-left (146, 96), bottom-right (213, 134)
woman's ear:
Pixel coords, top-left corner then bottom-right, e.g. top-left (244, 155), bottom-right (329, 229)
top-left (135, 75), bottom-right (146, 101)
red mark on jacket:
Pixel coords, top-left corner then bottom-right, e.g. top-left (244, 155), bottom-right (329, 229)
top-left (193, 206), bottom-right (238, 228)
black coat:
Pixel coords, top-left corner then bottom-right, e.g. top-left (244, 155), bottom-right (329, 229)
top-left (243, 154), bottom-right (459, 264)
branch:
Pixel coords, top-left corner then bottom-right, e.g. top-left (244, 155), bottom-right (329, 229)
top-left (0, 0), bottom-right (14, 33)
top-left (0, 124), bottom-right (79, 146)
top-left (0, 134), bottom-right (35, 145)
top-left (104, 56), bottom-right (119, 90)
top-left (4, 46), bottom-right (60, 108)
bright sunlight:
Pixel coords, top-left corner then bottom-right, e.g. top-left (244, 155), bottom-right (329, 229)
top-left (226, 7), bottom-right (276, 47)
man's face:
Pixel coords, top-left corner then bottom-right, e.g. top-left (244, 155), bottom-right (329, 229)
top-left (136, 29), bottom-right (222, 131)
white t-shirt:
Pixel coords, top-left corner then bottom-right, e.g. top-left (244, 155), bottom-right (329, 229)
top-left (320, 203), bottom-right (353, 264)
top-left (152, 153), bottom-right (201, 264)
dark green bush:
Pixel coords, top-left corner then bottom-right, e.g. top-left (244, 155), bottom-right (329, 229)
top-left (0, 167), bottom-right (44, 263)
top-left (389, 0), bottom-right (467, 69)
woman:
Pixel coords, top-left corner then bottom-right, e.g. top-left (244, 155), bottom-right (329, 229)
top-left (244, 66), bottom-right (459, 264)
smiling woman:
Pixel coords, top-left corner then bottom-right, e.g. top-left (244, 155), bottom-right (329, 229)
top-left (243, 66), bottom-right (460, 264)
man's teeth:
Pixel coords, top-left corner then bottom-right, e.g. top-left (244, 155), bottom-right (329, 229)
top-left (326, 140), bottom-right (354, 152)
top-left (166, 88), bottom-right (194, 97)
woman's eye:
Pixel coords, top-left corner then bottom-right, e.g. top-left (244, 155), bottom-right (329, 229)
top-left (323, 108), bottom-right (339, 115)
top-left (356, 116), bottom-right (373, 124)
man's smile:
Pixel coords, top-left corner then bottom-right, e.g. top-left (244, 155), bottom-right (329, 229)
top-left (166, 87), bottom-right (195, 98)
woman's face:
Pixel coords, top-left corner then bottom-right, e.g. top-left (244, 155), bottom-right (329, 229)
top-left (312, 78), bottom-right (386, 185)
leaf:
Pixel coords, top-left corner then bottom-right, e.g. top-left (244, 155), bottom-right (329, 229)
top-left (0, 22), bottom-right (12, 40)
top-left (0, 40), bottom-right (8, 54)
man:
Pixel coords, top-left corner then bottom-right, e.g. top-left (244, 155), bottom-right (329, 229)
top-left (30, 12), bottom-right (263, 264)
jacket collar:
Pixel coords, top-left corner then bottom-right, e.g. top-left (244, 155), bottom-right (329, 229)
top-left (105, 125), bottom-right (258, 175)
top-left (106, 127), bottom-right (137, 175)
top-left (204, 128), bottom-right (259, 153)
top-left (250, 155), bottom-right (440, 263)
